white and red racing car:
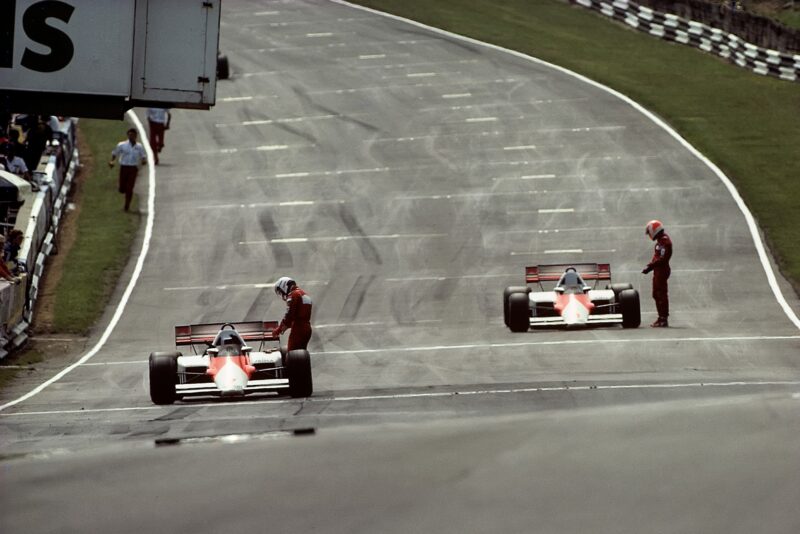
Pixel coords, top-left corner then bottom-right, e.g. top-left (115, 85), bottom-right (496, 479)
top-left (503, 263), bottom-right (640, 332)
top-left (148, 321), bottom-right (312, 405)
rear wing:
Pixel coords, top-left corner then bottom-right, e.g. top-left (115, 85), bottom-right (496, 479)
top-left (174, 321), bottom-right (280, 346)
top-left (525, 263), bottom-right (611, 284)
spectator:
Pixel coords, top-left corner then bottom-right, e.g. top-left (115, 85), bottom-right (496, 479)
top-left (146, 108), bottom-right (170, 165)
top-left (3, 145), bottom-right (31, 182)
top-left (23, 116), bottom-right (52, 172)
top-left (0, 236), bottom-right (20, 284)
top-left (3, 128), bottom-right (25, 156)
top-left (4, 229), bottom-right (24, 275)
top-left (108, 127), bottom-right (147, 212)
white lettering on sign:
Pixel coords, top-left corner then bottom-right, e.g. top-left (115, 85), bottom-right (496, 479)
top-left (0, 0), bottom-right (134, 95)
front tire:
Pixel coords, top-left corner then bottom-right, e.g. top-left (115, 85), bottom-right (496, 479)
top-left (286, 349), bottom-right (313, 398)
top-left (217, 54), bottom-right (230, 80)
top-left (503, 286), bottom-right (528, 327)
top-left (619, 289), bottom-right (641, 328)
top-left (149, 351), bottom-right (180, 405)
top-left (507, 292), bottom-right (531, 333)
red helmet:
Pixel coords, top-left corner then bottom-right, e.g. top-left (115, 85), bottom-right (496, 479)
top-left (645, 220), bottom-right (664, 240)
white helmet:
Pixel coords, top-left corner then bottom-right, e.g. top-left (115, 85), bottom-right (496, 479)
top-left (274, 276), bottom-right (296, 300)
top-left (645, 220), bottom-right (664, 240)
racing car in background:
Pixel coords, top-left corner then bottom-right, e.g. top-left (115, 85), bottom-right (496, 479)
top-left (503, 263), bottom-right (640, 332)
top-left (148, 321), bottom-right (312, 405)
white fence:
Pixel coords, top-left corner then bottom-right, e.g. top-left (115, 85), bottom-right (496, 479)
top-left (0, 119), bottom-right (78, 359)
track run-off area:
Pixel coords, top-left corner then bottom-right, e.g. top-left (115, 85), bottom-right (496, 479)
top-left (2, 1), bottom-right (800, 533)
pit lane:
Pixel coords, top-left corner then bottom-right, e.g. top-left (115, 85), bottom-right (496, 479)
top-left (2, 1), bottom-right (800, 532)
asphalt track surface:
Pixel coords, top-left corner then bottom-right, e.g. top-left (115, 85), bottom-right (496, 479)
top-left (2, 1), bottom-right (800, 532)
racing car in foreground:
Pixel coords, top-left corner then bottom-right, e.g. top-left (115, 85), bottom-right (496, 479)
top-left (148, 321), bottom-right (312, 405)
top-left (503, 263), bottom-right (640, 332)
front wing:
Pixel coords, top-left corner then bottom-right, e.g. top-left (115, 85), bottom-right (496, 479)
top-left (529, 313), bottom-right (623, 327)
top-left (175, 378), bottom-right (290, 397)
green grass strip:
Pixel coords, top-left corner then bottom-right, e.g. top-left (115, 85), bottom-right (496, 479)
top-left (51, 119), bottom-right (141, 334)
top-left (351, 0), bottom-right (800, 288)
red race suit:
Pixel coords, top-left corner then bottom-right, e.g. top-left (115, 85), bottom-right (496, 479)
top-left (646, 232), bottom-right (673, 319)
top-left (278, 287), bottom-right (313, 351)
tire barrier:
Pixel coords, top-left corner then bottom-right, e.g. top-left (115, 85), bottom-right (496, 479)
top-left (0, 119), bottom-right (78, 359)
top-left (571, 0), bottom-right (800, 82)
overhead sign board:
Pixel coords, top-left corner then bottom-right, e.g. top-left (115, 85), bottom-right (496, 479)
top-left (0, 0), bottom-right (220, 118)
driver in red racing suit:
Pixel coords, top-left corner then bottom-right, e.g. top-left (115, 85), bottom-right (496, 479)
top-left (642, 220), bottom-right (672, 327)
top-left (273, 276), bottom-right (313, 350)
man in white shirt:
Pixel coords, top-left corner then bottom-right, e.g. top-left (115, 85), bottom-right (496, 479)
top-left (146, 108), bottom-right (170, 165)
top-left (109, 128), bottom-right (147, 212)
top-left (3, 146), bottom-right (31, 181)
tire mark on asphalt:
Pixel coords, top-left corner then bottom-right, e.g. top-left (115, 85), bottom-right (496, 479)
top-left (244, 287), bottom-right (271, 320)
top-left (339, 274), bottom-right (376, 320)
top-left (292, 85), bottom-right (382, 133)
top-left (259, 210), bottom-right (294, 268)
top-left (151, 407), bottom-right (203, 422)
top-left (338, 204), bottom-right (382, 264)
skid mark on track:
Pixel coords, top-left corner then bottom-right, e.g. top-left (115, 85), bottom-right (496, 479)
top-left (339, 274), bottom-right (376, 320)
top-left (259, 211), bottom-right (293, 268)
top-left (338, 204), bottom-right (382, 264)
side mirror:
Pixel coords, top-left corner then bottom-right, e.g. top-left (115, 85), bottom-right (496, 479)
top-left (582, 286), bottom-right (592, 292)
top-left (554, 287), bottom-right (565, 293)
top-left (242, 346), bottom-right (253, 353)
top-left (207, 347), bottom-right (219, 356)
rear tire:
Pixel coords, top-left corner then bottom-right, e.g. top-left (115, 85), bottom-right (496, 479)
top-left (287, 350), bottom-right (313, 398)
top-left (507, 292), bottom-right (531, 333)
top-left (619, 289), bottom-right (641, 328)
top-left (608, 283), bottom-right (633, 300)
top-left (503, 286), bottom-right (528, 327)
top-left (217, 54), bottom-right (230, 80)
top-left (149, 352), bottom-right (180, 405)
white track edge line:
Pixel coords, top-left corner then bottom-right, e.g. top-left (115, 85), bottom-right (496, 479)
top-left (0, 111), bottom-right (156, 412)
top-left (329, 0), bottom-right (800, 332)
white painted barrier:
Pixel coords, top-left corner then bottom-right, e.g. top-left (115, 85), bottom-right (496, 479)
top-left (0, 119), bottom-right (78, 357)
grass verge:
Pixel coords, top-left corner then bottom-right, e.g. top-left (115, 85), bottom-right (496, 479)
top-left (351, 0), bottom-right (800, 289)
top-left (51, 119), bottom-right (141, 333)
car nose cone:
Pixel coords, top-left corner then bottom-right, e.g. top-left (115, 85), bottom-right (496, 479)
top-left (215, 360), bottom-right (248, 395)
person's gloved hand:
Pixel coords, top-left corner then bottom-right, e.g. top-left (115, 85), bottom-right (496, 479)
top-left (642, 265), bottom-right (653, 275)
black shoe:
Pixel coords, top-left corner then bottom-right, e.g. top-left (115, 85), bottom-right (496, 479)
top-left (650, 317), bottom-right (668, 328)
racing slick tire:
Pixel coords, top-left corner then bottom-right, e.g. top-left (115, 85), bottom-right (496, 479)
top-left (507, 292), bottom-right (531, 333)
top-left (217, 54), bottom-right (230, 80)
top-left (608, 283), bottom-right (633, 300)
top-left (286, 349), bottom-right (313, 398)
top-left (619, 289), bottom-right (641, 328)
top-left (149, 351), bottom-right (180, 405)
top-left (504, 286), bottom-right (529, 327)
